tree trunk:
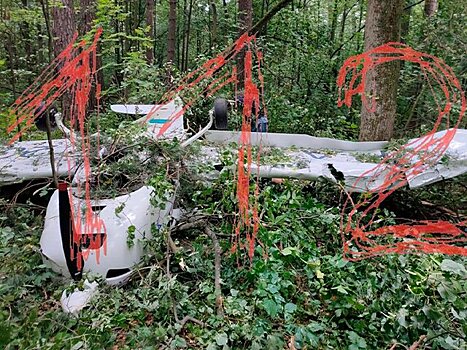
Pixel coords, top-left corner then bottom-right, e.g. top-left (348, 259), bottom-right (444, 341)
top-left (79, 0), bottom-right (104, 113)
top-left (400, 2), bottom-right (412, 43)
top-left (183, 0), bottom-right (193, 71)
top-left (237, 0), bottom-right (253, 90)
top-left (79, 0), bottom-right (94, 34)
top-left (51, 0), bottom-right (76, 58)
top-left (209, 0), bottom-right (218, 48)
top-left (424, 0), bottom-right (438, 17)
top-left (5, 33), bottom-right (21, 139)
top-left (51, 0), bottom-right (76, 119)
top-left (146, 0), bottom-right (155, 64)
top-left (39, 0), bottom-right (54, 63)
top-left (359, 0), bottom-right (404, 141)
top-left (328, 0), bottom-right (338, 43)
top-left (167, 0), bottom-right (177, 63)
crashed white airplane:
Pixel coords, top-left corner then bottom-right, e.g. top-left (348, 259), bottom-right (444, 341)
top-left (1, 100), bottom-right (466, 285)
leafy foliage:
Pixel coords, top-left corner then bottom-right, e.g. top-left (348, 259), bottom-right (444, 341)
top-left (1, 173), bottom-right (466, 349)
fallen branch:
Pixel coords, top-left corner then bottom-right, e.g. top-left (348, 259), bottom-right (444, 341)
top-left (249, 0), bottom-right (293, 36)
top-left (420, 200), bottom-right (463, 218)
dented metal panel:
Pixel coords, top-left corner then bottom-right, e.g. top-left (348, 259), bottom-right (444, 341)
top-left (0, 139), bottom-right (78, 185)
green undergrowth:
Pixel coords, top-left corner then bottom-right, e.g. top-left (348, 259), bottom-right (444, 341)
top-left (0, 174), bottom-right (466, 349)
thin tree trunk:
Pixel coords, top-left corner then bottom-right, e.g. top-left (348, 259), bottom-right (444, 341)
top-left (401, 1), bottom-right (412, 43)
top-left (356, 0), bottom-right (364, 52)
top-left (249, 0), bottom-right (292, 36)
top-left (146, 0), bottom-right (155, 64)
top-left (5, 33), bottom-right (21, 140)
top-left (79, 0), bottom-right (103, 113)
top-left (79, 0), bottom-right (94, 34)
top-left (39, 0), bottom-right (54, 63)
top-left (176, 0), bottom-right (181, 67)
top-left (210, 0), bottom-right (218, 48)
top-left (183, 0), bottom-right (193, 71)
top-left (20, 1), bottom-right (32, 76)
top-left (51, 0), bottom-right (76, 58)
top-left (338, 0), bottom-right (348, 45)
top-left (167, 0), bottom-right (177, 63)
top-left (114, 0), bottom-right (123, 86)
top-left (51, 0), bottom-right (76, 119)
top-left (359, 0), bottom-right (404, 141)
top-left (237, 0), bottom-right (252, 90)
top-left (329, 0), bottom-right (338, 43)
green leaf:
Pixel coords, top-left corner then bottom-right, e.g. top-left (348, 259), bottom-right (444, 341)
top-left (171, 335), bottom-right (187, 348)
top-left (440, 259), bottom-right (466, 276)
top-left (333, 285), bottom-right (348, 295)
top-left (285, 302), bottom-right (297, 313)
top-left (397, 308), bottom-right (408, 328)
top-left (215, 332), bottom-right (228, 346)
top-left (281, 246), bottom-right (298, 256)
top-left (263, 299), bottom-right (279, 317)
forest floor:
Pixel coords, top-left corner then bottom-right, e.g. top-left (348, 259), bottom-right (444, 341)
top-left (0, 174), bottom-right (466, 349)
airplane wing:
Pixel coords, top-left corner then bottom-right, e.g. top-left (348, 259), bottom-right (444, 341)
top-left (202, 129), bottom-right (467, 192)
top-left (0, 139), bottom-right (78, 185)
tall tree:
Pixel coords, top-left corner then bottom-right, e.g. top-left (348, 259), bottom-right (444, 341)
top-left (181, 0), bottom-right (193, 71)
top-left (237, 0), bottom-right (252, 90)
top-left (51, 0), bottom-right (76, 58)
top-left (167, 0), bottom-right (177, 63)
top-left (146, 0), bottom-right (155, 64)
top-left (79, 0), bottom-right (94, 34)
top-left (209, 0), bottom-right (218, 48)
top-left (79, 0), bottom-right (104, 112)
top-left (359, 0), bottom-right (404, 141)
top-left (51, 0), bottom-right (76, 119)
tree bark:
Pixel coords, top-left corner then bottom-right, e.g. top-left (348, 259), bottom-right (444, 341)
top-left (146, 0), bottom-right (155, 64)
top-left (359, 0), bottom-right (404, 141)
top-left (79, 0), bottom-right (94, 34)
top-left (209, 0), bottom-right (218, 48)
top-left (424, 0), bottom-right (438, 17)
top-left (237, 0), bottom-right (253, 90)
top-left (183, 0), bottom-right (193, 71)
top-left (79, 0), bottom-right (104, 113)
top-left (249, 0), bottom-right (292, 36)
top-left (51, 0), bottom-right (76, 119)
top-left (51, 0), bottom-right (76, 58)
top-left (167, 0), bottom-right (177, 63)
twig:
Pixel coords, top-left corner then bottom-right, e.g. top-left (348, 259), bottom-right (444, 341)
top-left (404, 0), bottom-right (424, 11)
top-left (45, 115), bottom-right (58, 188)
top-left (205, 227), bottom-right (224, 317)
top-left (174, 218), bottom-right (206, 231)
top-left (178, 315), bottom-right (205, 327)
top-left (420, 200), bottom-right (462, 218)
top-left (409, 335), bottom-right (426, 350)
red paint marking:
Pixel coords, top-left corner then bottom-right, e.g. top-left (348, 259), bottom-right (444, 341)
top-left (337, 42), bottom-right (466, 260)
top-left (7, 29), bottom-right (107, 267)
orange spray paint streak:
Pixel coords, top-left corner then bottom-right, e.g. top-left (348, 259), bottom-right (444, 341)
top-left (336, 43), bottom-right (466, 260)
top-left (129, 32), bottom-right (264, 261)
top-left (6, 29), bottom-right (107, 267)
top-left (131, 33), bottom-right (257, 138)
top-left (233, 49), bottom-right (263, 261)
